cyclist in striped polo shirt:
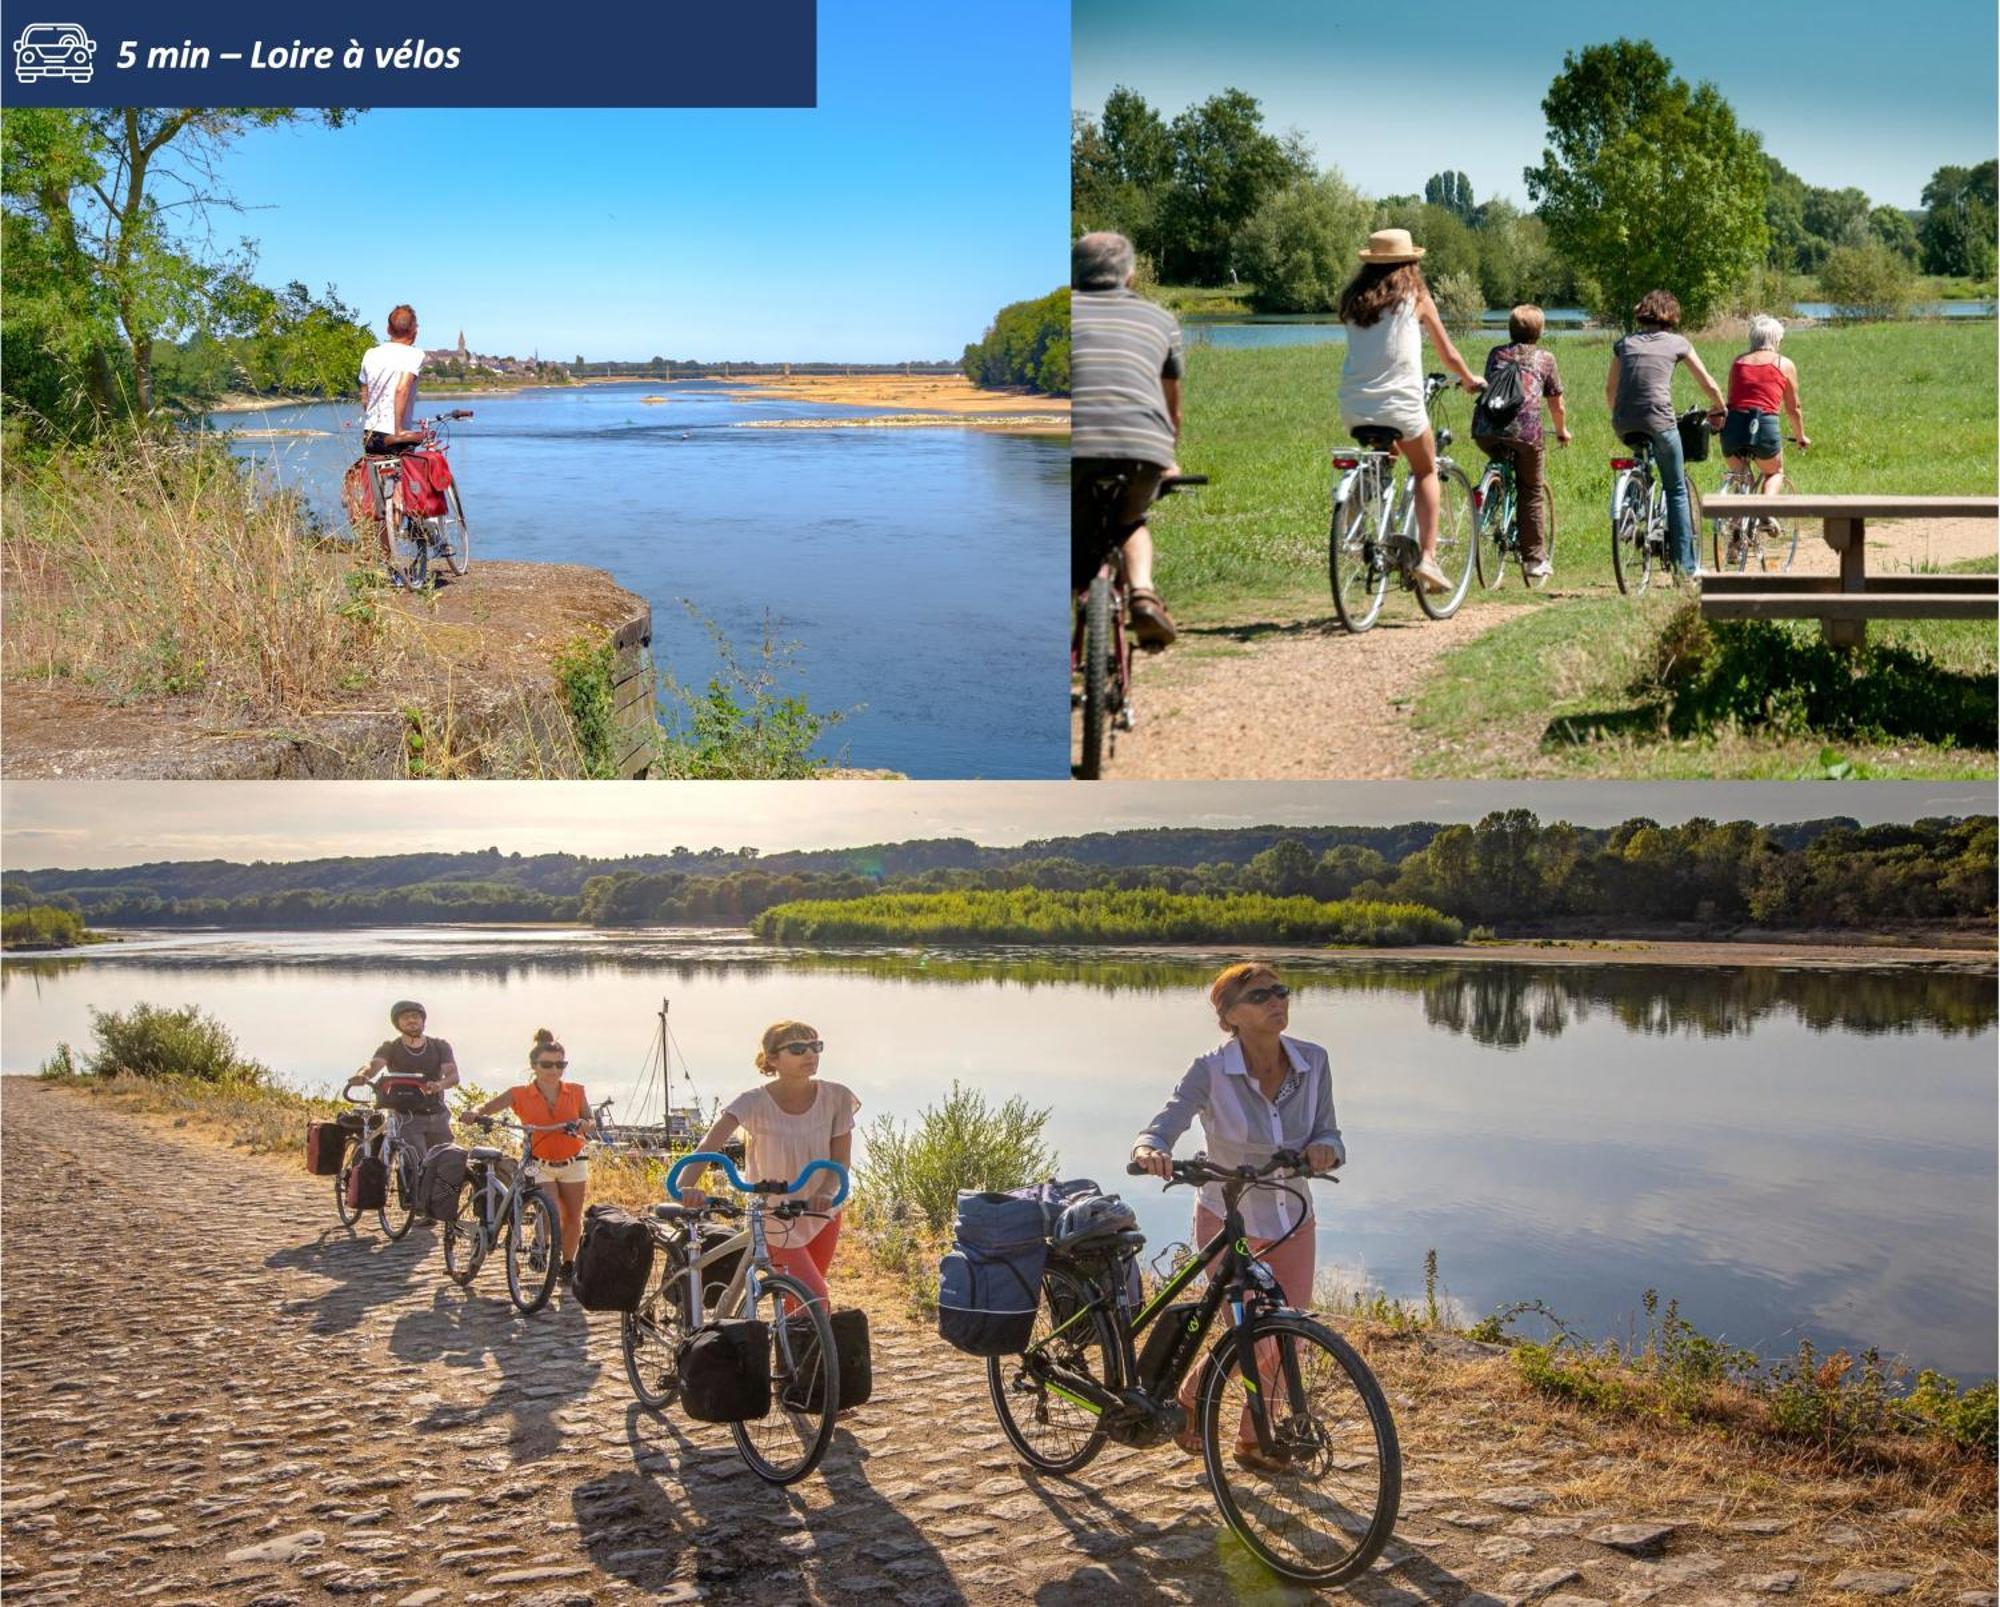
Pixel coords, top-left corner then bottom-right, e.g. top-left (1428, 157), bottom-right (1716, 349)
top-left (1073, 231), bottom-right (1182, 648)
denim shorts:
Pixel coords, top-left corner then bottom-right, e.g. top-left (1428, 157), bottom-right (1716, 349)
top-left (1720, 409), bottom-right (1781, 461)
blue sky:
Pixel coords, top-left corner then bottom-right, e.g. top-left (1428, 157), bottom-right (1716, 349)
top-left (1074, 0), bottom-right (1997, 210)
top-left (197, 2), bottom-right (1065, 359)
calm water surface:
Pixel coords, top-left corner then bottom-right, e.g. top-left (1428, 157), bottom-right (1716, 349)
top-left (213, 383), bottom-right (1068, 778)
top-left (7, 929), bottom-right (1992, 1380)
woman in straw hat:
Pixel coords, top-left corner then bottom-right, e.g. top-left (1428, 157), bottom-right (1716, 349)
top-left (1337, 228), bottom-right (1485, 593)
top-left (1131, 962), bottom-right (1344, 1472)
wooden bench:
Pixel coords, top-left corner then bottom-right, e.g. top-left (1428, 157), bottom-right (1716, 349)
top-left (1698, 494), bottom-right (1997, 647)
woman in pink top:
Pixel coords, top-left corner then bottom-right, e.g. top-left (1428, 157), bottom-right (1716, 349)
top-left (679, 1020), bottom-right (858, 1307)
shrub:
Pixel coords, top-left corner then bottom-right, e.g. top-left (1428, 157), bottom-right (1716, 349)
top-left (655, 605), bottom-right (835, 779)
top-left (553, 634), bottom-right (619, 779)
top-left (66, 1002), bottom-right (269, 1086)
top-left (1, 905), bottom-right (88, 948)
top-left (1430, 270), bottom-right (1487, 333)
top-left (1817, 242), bottom-right (1916, 320)
top-left (855, 1081), bottom-right (1056, 1233)
top-left (1237, 170), bottom-right (1373, 314)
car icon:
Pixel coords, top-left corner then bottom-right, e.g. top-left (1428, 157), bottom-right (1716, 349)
top-left (13, 23), bottom-right (96, 83)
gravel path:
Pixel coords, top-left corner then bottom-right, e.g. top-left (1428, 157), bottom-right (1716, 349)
top-left (2, 1079), bottom-right (1984, 1605)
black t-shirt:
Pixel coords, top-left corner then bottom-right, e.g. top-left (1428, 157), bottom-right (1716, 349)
top-left (372, 1036), bottom-right (453, 1114)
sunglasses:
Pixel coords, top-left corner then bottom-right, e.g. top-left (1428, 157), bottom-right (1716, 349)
top-left (536, 1059), bottom-right (568, 1071)
top-left (1241, 985), bottom-right (1291, 1005)
top-left (779, 1040), bottom-right (824, 1056)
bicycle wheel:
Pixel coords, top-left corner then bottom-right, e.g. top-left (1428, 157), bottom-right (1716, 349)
top-left (506, 1189), bottom-right (560, 1314)
top-left (387, 514), bottom-right (429, 590)
top-left (1473, 465), bottom-right (1509, 591)
top-left (1529, 480), bottom-right (1558, 590)
top-left (377, 1141), bottom-right (418, 1242)
top-left (1328, 476), bottom-right (1388, 634)
top-left (1710, 468), bottom-right (1749, 571)
top-left (731, 1272), bottom-right (837, 1485)
top-left (1077, 578), bottom-right (1113, 780)
top-left (988, 1266), bottom-right (1115, 1475)
top-left (1611, 476), bottom-right (1651, 597)
top-left (623, 1257), bottom-right (691, 1412)
top-left (1749, 466), bottom-right (1800, 574)
top-left (1199, 1313), bottom-right (1402, 1587)
top-left (334, 1142), bottom-right (362, 1228)
top-left (430, 481), bottom-right (470, 577)
top-left (443, 1176), bottom-right (487, 1287)
top-left (1415, 461), bottom-right (1476, 619)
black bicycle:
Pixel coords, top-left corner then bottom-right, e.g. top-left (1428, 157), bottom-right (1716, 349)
top-left (986, 1149), bottom-right (1400, 1586)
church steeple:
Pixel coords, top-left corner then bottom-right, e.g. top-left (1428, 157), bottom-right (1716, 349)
top-left (456, 329), bottom-right (468, 357)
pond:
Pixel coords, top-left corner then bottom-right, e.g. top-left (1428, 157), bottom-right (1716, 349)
top-left (211, 383), bottom-right (1068, 779)
top-left (6, 929), bottom-right (1992, 1380)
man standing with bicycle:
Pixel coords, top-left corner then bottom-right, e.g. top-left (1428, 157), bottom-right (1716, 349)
top-left (357, 305), bottom-right (427, 571)
top-left (1072, 231), bottom-right (1181, 649)
top-left (350, 1000), bottom-right (458, 1161)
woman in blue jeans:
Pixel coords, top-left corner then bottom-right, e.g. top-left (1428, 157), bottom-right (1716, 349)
top-left (1605, 289), bottom-right (1726, 575)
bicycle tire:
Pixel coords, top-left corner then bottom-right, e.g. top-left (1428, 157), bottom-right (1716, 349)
top-left (1077, 577), bottom-right (1113, 780)
top-left (1198, 1313), bottom-right (1402, 1587)
top-left (623, 1261), bottom-right (691, 1412)
top-left (731, 1272), bottom-right (838, 1485)
top-left (334, 1144), bottom-right (363, 1229)
top-left (1473, 464), bottom-right (1509, 591)
top-left (988, 1265), bottom-right (1116, 1475)
top-left (436, 481), bottom-right (470, 577)
top-left (1415, 461), bottom-right (1477, 619)
top-left (506, 1188), bottom-right (560, 1314)
top-left (1710, 466), bottom-right (1750, 572)
top-left (443, 1175), bottom-right (487, 1286)
top-left (378, 1140), bottom-right (418, 1242)
top-left (387, 515), bottom-right (429, 591)
top-left (1611, 475), bottom-right (1650, 597)
top-left (1529, 479), bottom-right (1558, 589)
top-left (1328, 476), bottom-right (1387, 634)
top-left (1753, 465), bottom-right (1800, 574)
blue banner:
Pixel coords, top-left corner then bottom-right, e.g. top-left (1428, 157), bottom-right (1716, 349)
top-left (2, 1), bottom-right (815, 107)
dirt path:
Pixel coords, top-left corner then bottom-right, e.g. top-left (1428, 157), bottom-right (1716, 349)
top-left (1786, 518), bottom-right (1996, 576)
top-left (1086, 602), bottom-right (1520, 780)
top-left (3, 1080), bottom-right (1987, 1605)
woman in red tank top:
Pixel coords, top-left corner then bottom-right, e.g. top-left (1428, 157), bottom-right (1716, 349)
top-left (1719, 314), bottom-right (1809, 491)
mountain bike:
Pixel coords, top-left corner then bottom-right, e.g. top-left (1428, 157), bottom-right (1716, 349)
top-left (1072, 471), bottom-right (1205, 780)
top-left (1710, 439), bottom-right (1806, 573)
top-left (358, 409), bottom-right (473, 589)
top-left (987, 1149), bottom-right (1400, 1586)
top-left (617, 1151), bottom-right (848, 1485)
top-left (443, 1115), bottom-right (573, 1315)
top-left (1328, 374), bottom-right (1476, 631)
top-left (1473, 453), bottom-right (1559, 590)
top-left (333, 1086), bottom-right (424, 1242)
top-left (1609, 432), bottom-right (1704, 596)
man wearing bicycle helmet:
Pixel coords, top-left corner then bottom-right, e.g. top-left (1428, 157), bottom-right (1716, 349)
top-left (1072, 231), bottom-right (1180, 649)
top-left (349, 1000), bottom-right (458, 1160)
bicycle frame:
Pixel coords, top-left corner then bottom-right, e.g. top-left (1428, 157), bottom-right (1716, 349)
top-left (465, 1125), bottom-right (549, 1256)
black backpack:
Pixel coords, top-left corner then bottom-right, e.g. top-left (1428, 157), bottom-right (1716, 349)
top-left (573, 1205), bottom-right (656, 1312)
top-left (677, 1319), bottom-right (771, 1422)
top-left (1471, 353), bottom-right (1530, 434)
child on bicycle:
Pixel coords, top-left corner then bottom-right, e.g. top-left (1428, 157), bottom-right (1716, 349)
top-left (678, 1020), bottom-right (857, 1309)
top-left (1470, 305), bottom-right (1569, 580)
top-left (1337, 229), bottom-right (1485, 595)
top-left (471, 1029), bottom-right (597, 1287)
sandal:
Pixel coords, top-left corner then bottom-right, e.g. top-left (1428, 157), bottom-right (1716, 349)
top-left (1127, 587), bottom-right (1178, 650)
top-left (1232, 1441), bottom-right (1296, 1477)
top-left (1172, 1422), bottom-right (1203, 1457)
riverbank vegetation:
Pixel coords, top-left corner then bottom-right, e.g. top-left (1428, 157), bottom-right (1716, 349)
top-left (960, 289), bottom-right (1070, 395)
top-left (751, 888), bottom-right (1465, 946)
top-left (0, 903), bottom-right (99, 950)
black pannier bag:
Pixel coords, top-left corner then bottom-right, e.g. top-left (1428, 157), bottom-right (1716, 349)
top-left (416, 1144), bottom-right (468, 1221)
top-left (677, 1319), bottom-right (771, 1422)
top-left (937, 1191), bottom-right (1050, 1356)
top-left (345, 1153), bottom-right (388, 1210)
top-left (783, 1307), bottom-right (873, 1413)
top-left (1676, 407), bottom-right (1712, 463)
top-left (572, 1204), bottom-right (655, 1312)
top-left (305, 1121), bottom-right (348, 1175)
top-left (698, 1223), bottom-right (744, 1309)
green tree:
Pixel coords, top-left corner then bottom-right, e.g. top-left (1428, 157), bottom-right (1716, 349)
top-left (1424, 170), bottom-right (1475, 220)
top-left (1801, 185), bottom-right (1873, 254)
top-left (961, 289), bottom-right (1070, 396)
top-left (1154, 89), bottom-right (1312, 284)
top-left (1236, 168), bottom-right (1372, 313)
top-left (1918, 160), bottom-right (1998, 279)
top-left (1868, 205), bottom-right (1921, 263)
top-left (1376, 200), bottom-right (1481, 287)
top-left (1817, 241), bottom-right (1916, 320)
top-left (1524, 40), bottom-right (1768, 331)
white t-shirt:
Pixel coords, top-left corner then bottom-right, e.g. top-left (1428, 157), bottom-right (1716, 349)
top-left (723, 1079), bottom-right (859, 1247)
top-left (359, 341), bottom-right (424, 435)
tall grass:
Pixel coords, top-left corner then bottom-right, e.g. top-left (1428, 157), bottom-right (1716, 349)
top-left (3, 434), bottom-right (399, 713)
top-left (854, 1081), bottom-right (1057, 1233)
top-left (1156, 319), bottom-right (1998, 603)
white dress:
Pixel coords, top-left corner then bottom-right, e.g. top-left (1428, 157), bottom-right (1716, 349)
top-left (1339, 296), bottom-right (1427, 440)
top-left (723, 1080), bottom-right (858, 1248)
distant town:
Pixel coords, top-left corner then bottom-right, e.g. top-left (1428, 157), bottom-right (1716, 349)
top-left (424, 330), bottom-right (959, 381)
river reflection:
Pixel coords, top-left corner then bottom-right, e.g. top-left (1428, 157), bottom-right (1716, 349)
top-left (4, 929), bottom-right (1992, 1380)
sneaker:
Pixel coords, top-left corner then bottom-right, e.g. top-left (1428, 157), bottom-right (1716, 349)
top-left (1526, 558), bottom-right (1553, 581)
top-left (1413, 557), bottom-right (1451, 594)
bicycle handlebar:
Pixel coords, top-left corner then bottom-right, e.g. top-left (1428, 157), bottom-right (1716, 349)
top-left (665, 1151), bottom-right (851, 1207)
top-left (1126, 1147), bottom-right (1340, 1188)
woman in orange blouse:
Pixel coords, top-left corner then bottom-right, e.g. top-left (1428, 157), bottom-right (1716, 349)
top-left (473, 1028), bottom-right (598, 1285)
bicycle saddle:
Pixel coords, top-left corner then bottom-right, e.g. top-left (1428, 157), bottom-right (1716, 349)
top-left (1350, 425), bottom-right (1401, 449)
top-left (1618, 431), bottom-right (1653, 450)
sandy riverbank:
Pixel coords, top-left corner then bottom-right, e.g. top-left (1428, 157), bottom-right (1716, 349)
top-left (719, 372), bottom-right (1069, 418)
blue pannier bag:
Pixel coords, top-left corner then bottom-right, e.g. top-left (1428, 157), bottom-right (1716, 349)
top-left (936, 1191), bottom-right (1051, 1356)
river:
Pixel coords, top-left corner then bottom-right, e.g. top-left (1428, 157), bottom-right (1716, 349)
top-left (212, 383), bottom-right (1068, 779)
top-left (5, 927), bottom-right (1992, 1380)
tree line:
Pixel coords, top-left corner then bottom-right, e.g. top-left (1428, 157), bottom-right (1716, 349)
top-left (8, 814), bottom-right (1988, 936)
top-left (961, 289), bottom-right (1070, 395)
top-left (1072, 40), bottom-right (1995, 329)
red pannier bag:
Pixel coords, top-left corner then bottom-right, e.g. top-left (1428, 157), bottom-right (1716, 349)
top-left (398, 450), bottom-right (452, 518)
top-left (305, 1121), bottom-right (347, 1175)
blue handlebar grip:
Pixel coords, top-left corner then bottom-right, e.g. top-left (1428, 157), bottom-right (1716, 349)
top-left (790, 1158), bottom-right (850, 1208)
top-left (665, 1150), bottom-right (749, 1200)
